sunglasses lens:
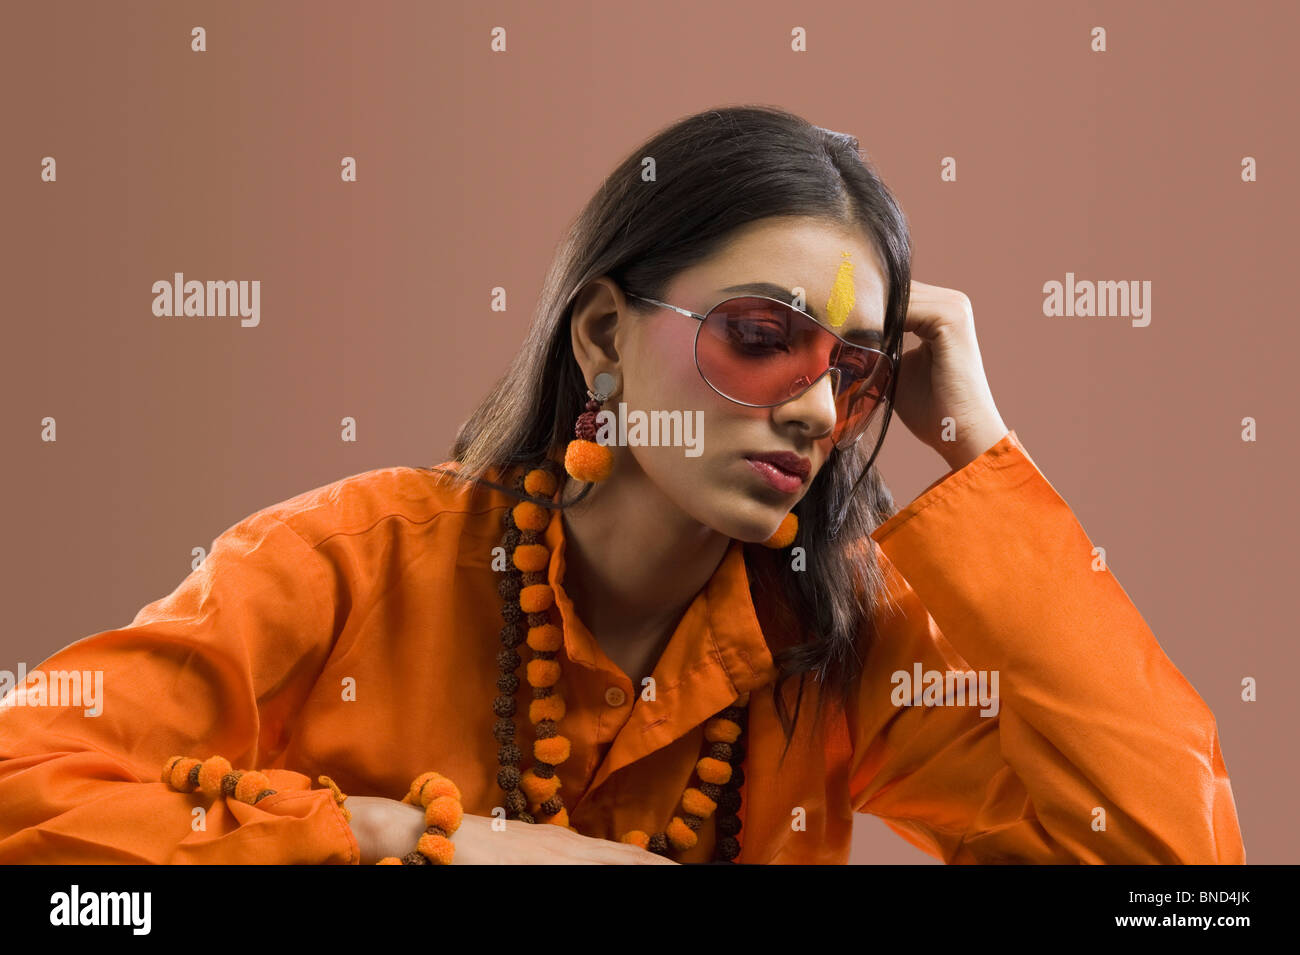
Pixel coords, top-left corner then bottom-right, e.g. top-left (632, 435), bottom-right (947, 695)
top-left (696, 297), bottom-right (828, 404)
top-left (696, 296), bottom-right (893, 448)
top-left (830, 353), bottom-right (892, 449)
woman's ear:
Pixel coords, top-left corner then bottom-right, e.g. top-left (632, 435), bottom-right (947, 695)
top-left (569, 276), bottom-right (626, 392)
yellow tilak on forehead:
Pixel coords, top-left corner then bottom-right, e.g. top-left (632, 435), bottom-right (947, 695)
top-left (824, 250), bottom-right (855, 327)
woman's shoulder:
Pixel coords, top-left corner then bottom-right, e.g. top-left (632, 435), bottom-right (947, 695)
top-left (228, 461), bottom-right (518, 552)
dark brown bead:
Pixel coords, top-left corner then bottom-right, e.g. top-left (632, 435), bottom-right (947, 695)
top-left (698, 782), bottom-right (722, 800)
top-left (221, 773), bottom-right (241, 796)
top-left (501, 509), bottom-right (515, 528)
top-left (716, 836), bottom-right (740, 861)
top-left (538, 796), bottom-right (563, 816)
top-left (497, 576), bottom-right (521, 600)
top-left (521, 571), bottom-right (545, 587)
top-left (505, 789), bottom-right (527, 814)
top-left (425, 825), bottom-right (446, 837)
top-left (503, 527), bottom-right (521, 549)
top-left (497, 672), bottom-right (520, 694)
top-left (491, 694), bottom-right (516, 718)
top-left (718, 790), bottom-right (741, 814)
top-left (532, 648), bottom-right (555, 661)
top-left (728, 741), bottom-right (746, 763)
top-left (497, 766), bottom-right (521, 790)
top-left (526, 612), bottom-right (550, 628)
top-left (499, 622), bottom-right (524, 648)
top-left (533, 763), bottom-right (554, 779)
top-left (520, 529), bottom-right (539, 544)
top-left (253, 789), bottom-right (276, 803)
top-left (647, 832), bottom-right (669, 854)
top-left (682, 814), bottom-right (702, 832)
top-left (498, 742), bottom-right (521, 765)
top-left (719, 706), bottom-right (745, 723)
top-left (517, 810), bottom-right (536, 824)
top-left (730, 765), bottom-right (745, 788)
top-left (535, 719), bottom-right (557, 740)
top-left (710, 742), bottom-right (732, 762)
top-left (187, 764), bottom-right (201, 787)
top-left (500, 603), bottom-right (522, 625)
top-left (492, 718), bottom-right (516, 742)
top-left (532, 686), bottom-right (550, 699)
top-left (717, 815), bottom-right (741, 836)
top-left (497, 648), bottom-right (521, 671)
top-left (402, 850), bottom-right (428, 865)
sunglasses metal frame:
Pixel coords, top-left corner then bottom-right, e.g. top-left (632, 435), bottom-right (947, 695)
top-left (625, 291), bottom-right (897, 449)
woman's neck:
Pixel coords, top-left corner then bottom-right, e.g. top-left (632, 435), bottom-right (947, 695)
top-left (558, 460), bottom-right (732, 667)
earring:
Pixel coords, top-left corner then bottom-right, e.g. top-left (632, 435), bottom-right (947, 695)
top-left (761, 511), bottom-right (798, 548)
top-left (564, 371), bottom-right (617, 483)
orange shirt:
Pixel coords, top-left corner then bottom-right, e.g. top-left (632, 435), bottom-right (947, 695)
top-left (0, 430), bottom-right (1245, 864)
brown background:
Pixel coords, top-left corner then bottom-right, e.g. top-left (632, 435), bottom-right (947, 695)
top-left (2, 0), bottom-right (1294, 863)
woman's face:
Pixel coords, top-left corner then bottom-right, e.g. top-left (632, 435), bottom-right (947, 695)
top-left (576, 216), bottom-right (889, 544)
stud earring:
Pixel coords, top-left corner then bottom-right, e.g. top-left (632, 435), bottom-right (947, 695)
top-left (564, 371), bottom-right (617, 483)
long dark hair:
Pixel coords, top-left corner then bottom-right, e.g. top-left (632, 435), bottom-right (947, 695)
top-left (432, 105), bottom-right (911, 758)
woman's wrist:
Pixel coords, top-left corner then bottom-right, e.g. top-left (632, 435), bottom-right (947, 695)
top-left (938, 414), bottom-right (1009, 472)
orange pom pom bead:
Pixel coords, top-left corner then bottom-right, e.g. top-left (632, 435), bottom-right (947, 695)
top-left (168, 757), bottom-right (201, 792)
top-left (526, 623), bottom-right (563, 652)
top-left (407, 771), bottom-right (440, 805)
top-left (416, 832), bottom-right (455, 864)
top-left (417, 774), bottom-right (462, 806)
top-left (621, 830), bottom-right (651, 850)
top-left (704, 717), bottom-right (742, 743)
top-left (519, 768), bottom-right (561, 804)
top-left (534, 735), bottom-right (571, 765)
top-left (526, 658), bottom-right (561, 687)
top-left (539, 806), bottom-right (570, 828)
top-left (377, 857), bottom-right (402, 865)
top-left (425, 795), bottom-right (463, 833)
top-left (512, 543), bottom-right (550, 573)
top-left (762, 511), bottom-right (798, 548)
top-left (695, 757), bottom-right (732, 785)
top-left (524, 469), bottom-right (557, 497)
top-left (234, 770), bottom-right (272, 804)
top-left (161, 756), bottom-right (185, 786)
top-left (681, 787), bottom-right (718, 818)
top-left (529, 694), bottom-right (565, 722)
top-left (197, 755), bottom-right (233, 798)
top-left (565, 439), bottom-right (613, 482)
top-left (666, 816), bottom-right (698, 850)
top-left (519, 584), bottom-right (554, 614)
top-left (512, 501), bottom-right (549, 532)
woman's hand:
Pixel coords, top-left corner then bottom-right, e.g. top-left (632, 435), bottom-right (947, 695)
top-left (891, 280), bottom-right (1009, 471)
top-left (346, 795), bottom-right (680, 865)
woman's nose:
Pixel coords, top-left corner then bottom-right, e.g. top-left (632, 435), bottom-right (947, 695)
top-left (771, 368), bottom-right (838, 441)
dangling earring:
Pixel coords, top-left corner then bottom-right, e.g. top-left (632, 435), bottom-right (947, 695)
top-left (564, 371), bottom-right (617, 483)
top-left (761, 511), bottom-right (798, 548)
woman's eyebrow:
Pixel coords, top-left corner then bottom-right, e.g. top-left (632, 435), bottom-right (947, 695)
top-left (719, 281), bottom-right (884, 345)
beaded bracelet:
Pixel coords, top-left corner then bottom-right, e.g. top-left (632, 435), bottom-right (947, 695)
top-left (162, 754), bottom-right (352, 823)
top-left (162, 756), bottom-right (462, 864)
top-left (378, 771), bottom-right (464, 865)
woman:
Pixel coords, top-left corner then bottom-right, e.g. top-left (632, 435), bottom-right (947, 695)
top-left (0, 105), bottom-right (1244, 864)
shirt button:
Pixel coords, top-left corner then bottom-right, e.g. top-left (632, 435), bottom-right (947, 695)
top-left (604, 686), bottom-right (627, 707)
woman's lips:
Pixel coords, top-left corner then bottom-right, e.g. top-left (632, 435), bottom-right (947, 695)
top-left (745, 456), bottom-right (805, 494)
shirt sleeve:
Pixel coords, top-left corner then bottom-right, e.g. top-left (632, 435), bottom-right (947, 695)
top-left (843, 429), bottom-right (1246, 864)
top-left (0, 510), bottom-right (359, 864)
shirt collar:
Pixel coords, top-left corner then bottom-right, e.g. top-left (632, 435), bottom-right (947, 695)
top-left (542, 504), bottom-right (777, 789)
